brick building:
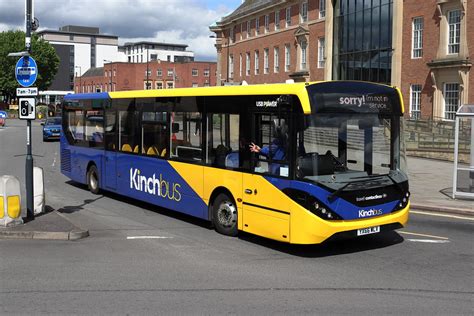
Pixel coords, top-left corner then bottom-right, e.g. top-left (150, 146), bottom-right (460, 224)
top-left (74, 61), bottom-right (217, 93)
top-left (210, 0), bottom-right (472, 121)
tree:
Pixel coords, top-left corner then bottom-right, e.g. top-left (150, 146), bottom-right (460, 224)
top-left (0, 30), bottom-right (59, 103)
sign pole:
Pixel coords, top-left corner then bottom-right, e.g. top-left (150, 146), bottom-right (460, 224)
top-left (25, 0), bottom-right (34, 221)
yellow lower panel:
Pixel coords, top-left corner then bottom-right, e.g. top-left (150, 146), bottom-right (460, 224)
top-left (243, 206), bottom-right (289, 242)
top-left (7, 196), bottom-right (21, 219)
top-left (0, 197), bottom-right (4, 218)
top-left (290, 201), bottom-right (410, 244)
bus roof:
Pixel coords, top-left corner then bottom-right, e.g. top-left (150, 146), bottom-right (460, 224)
top-left (64, 81), bottom-right (403, 115)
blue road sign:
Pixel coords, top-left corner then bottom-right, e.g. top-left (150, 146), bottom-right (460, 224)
top-left (0, 111), bottom-right (7, 118)
top-left (15, 56), bottom-right (38, 87)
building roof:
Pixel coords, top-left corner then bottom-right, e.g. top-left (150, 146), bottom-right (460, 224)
top-left (220, 0), bottom-right (284, 24)
top-left (37, 25), bottom-right (118, 39)
top-left (82, 67), bottom-right (104, 77)
top-left (121, 41), bottom-right (188, 49)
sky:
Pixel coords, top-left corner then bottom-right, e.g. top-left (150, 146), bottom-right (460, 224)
top-left (0, 0), bottom-right (243, 61)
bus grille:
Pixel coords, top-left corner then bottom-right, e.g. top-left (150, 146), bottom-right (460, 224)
top-left (61, 148), bottom-right (71, 172)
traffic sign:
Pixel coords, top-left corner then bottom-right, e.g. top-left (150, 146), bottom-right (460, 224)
top-left (17, 87), bottom-right (38, 97)
top-left (0, 111), bottom-right (7, 118)
top-left (19, 98), bottom-right (36, 120)
top-left (15, 56), bottom-right (38, 87)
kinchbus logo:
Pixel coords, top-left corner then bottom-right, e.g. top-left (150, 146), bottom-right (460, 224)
top-left (130, 168), bottom-right (181, 202)
top-left (358, 208), bottom-right (383, 218)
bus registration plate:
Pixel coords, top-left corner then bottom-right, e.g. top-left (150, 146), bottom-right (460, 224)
top-left (357, 226), bottom-right (380, 236)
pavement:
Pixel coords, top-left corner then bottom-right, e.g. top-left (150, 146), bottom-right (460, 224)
top-left (0, 156), bottom-right (472, 240)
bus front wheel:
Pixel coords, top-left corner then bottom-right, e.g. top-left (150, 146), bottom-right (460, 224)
top-left (212, 193), bottom-right (238, 237)
top-left (87, 165), bottom-right (100, 194)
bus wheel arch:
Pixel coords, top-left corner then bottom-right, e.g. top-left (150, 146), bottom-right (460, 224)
top-left (209, 188), bottom-right (238, 237)
top-left (86, 162), bottom-right (100, 194)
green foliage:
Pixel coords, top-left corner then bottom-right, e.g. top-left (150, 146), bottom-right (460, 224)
top-left (0, 30), bottom-right (59, 101)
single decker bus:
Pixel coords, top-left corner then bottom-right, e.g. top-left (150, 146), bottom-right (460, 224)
top-left (61, 81), bottom-right (409, 244)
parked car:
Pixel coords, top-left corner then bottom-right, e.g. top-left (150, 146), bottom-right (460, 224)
top-left (0, 110), bottom-right (7, 127)
top-left (42, 117), bottom-right (62, 141)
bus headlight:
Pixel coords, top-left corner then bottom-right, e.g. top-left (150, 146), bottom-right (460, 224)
top-left (283, 189), bottom-right (342, 221)
top-left (394, 191), bottom-right (410, 211)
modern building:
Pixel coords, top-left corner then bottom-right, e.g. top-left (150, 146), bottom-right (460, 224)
top-left (37, 25), bottom-right (120, 103)
top-left (118, 41), bottom-right (194, 63)
top-left (210, 0), bottom-right (472, 121)
top-left (75, 60), bottom-right (217, 93)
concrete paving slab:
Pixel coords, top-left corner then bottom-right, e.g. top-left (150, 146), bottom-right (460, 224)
top-left (0, 210), bottom-right (89, 240)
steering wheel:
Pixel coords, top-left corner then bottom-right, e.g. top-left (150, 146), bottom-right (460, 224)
top-left (326, 150), bottom-right (346, 171)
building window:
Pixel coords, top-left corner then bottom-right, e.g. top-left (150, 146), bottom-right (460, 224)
top-left (318, 37), bottom-right (325, 68)
top-left (192, 69), bottom-right (198, 76)
top-left (410, 84), bottom-right (422, 120)
top-left (444, 83), bottom-right (460, 120)
top-left (285, 44), bottom-right (290, 72)
top-left (145, 70), bottom-right (151, 77)
top-left (192, 83), bottom-right (198, 88)
top-left (144, 82), bottom-right (152, 90)
top-left (204, 69), bottom-right (210, 77)
top-left (274, 47), bottom-right (279, 73)
top-left (246, 52), bottom-right (250, 76)
top-left (334, 0), bottom-right (393, 84)
top-left (319, 0), bottom-right (326, 18)
top-left (167, 69), bottom-right (174, 77)
top-left (264, 15), bottom-right (270, 33)
top-left (239, 54), bottom-right (243, 77)
top-left (254, 50), bottom-right (259, 75)
top-left (286, 7), bottom-right (291, 27)
top-left (229, 54), bottom-right (234, 78)
top-left (255, 17), bottom-right (260, 36)
top-left (247, 20), bottom-right (251, 37)
top-left (157, 69), bottom-right (162, 77)
top-left (166, 81), bottom-right (174, 89)
top-left (240, 23), bottom-right (244, 40)
top-left (412, 17), bottom-right (423, 58)
top-left (156, 82), bottom-right (163, 89)
top-left (230, 27), bottom-right (234, 44)
top-left (448, 10), bottom-right (461, 54)
top-left (275, 10), bottom-right (280, 31)
top-left (264, 48), bottom-right (269, 74)
top-left (301, 1), bottom-right (308, 23)
top-left (300, 40), bottom-right (307, 70)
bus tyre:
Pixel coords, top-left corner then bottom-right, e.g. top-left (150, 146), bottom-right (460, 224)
top-left (212, 193), bottom-right (238, 237)
top-left (87, 165), bottom-right (100, 194)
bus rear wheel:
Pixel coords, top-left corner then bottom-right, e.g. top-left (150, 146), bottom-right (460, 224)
top-left (212, 193), bottom-right (238, 237)
top-left (87, 165), bottom-right (100, 194)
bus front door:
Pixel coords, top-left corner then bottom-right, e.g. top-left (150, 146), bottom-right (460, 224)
top-left (104, 110), bottom-right (117, 190)
top-left (242, 173), bottom-right (290, 242)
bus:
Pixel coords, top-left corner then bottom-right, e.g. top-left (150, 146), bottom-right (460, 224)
top-left (61, 81), bottom-right (409, 244)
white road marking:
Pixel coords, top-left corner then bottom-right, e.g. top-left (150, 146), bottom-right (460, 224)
top-left (406, 239), bottom-right (450, 244)
top-left (127, 236), bottom-right (173, 240)
top-left (398, 231), bottom-right (449, 240)
top-left (410, 210), bottom-right (474, 221)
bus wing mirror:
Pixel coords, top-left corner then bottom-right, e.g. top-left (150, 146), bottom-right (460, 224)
top-left (172, 123), bottom-right (180, 133)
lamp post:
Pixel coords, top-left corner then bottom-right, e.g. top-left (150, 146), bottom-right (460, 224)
top-left (74, 66), bottom-right (81, 93)
top-left (103, 59), bottom-right (113, 91)
top-left (146, 46), bottom-right (150, 89)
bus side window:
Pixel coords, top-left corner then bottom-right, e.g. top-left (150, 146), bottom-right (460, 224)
top-left (206, 113), bottom-right (239, 168)
top-left (171, 112), bottom-right (202, 162)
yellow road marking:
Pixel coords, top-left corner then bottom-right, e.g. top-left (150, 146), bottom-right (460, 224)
top-left (410, 210), bottom-right (474, 221)
top-left (398, 231), bottom-right (449, 240)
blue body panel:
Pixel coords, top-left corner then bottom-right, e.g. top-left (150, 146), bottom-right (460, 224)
top-left (265, 176), bottom-right (399, 220)
top-left (64, 92), bottom-right (109, 100)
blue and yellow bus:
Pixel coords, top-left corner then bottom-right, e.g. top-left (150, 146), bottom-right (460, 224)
top-left (61, 81), bottom-right (409, 244)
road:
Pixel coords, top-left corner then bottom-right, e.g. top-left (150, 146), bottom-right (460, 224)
top-left (0, 119), bottom-right (473, 315)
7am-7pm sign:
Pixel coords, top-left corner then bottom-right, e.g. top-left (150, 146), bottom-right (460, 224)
top-left (17, 87), bottom-right (38, 96)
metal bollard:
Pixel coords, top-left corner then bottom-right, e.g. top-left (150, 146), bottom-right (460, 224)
top-left (0, 175), bottom-right (23, 227)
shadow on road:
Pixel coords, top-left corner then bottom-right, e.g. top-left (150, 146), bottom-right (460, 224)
top-left (238, 231), bottom-right (404, 258)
